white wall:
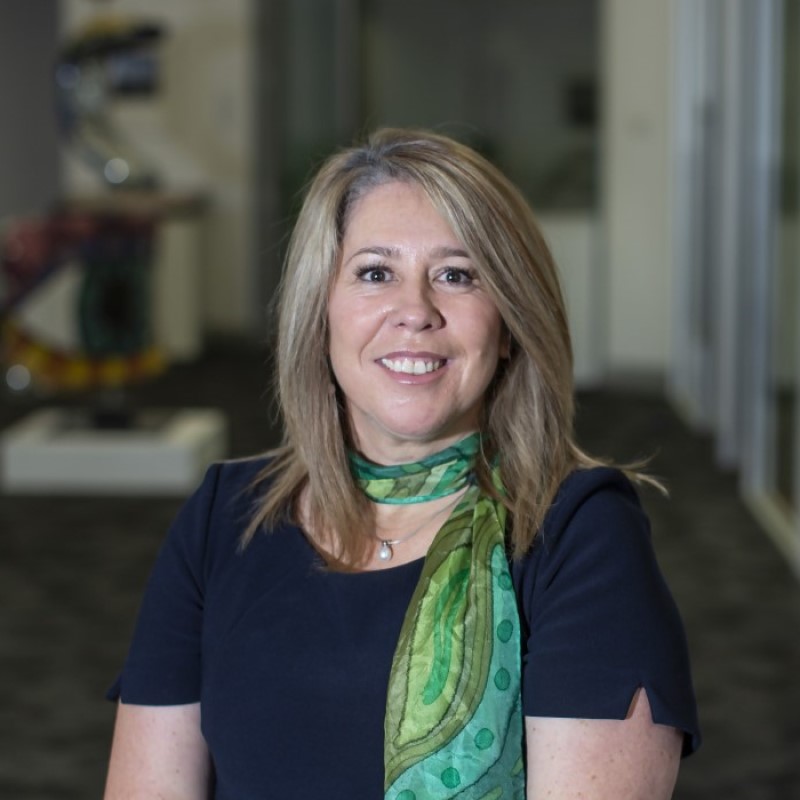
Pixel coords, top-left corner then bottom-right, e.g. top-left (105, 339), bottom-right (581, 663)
top-left (538, 213), bottom-right (603, 387)
top-left (601, 0), bottom-right (674, 374)
top-left (59, 0), bottom-right (258, 335)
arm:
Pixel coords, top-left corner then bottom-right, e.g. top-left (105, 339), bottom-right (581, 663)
top-left (525, 688), bottom-right (682, 799)
top-left (104, 702), bottom-right (211, 800)
top-left (104, 467), bottom-right (221, 798)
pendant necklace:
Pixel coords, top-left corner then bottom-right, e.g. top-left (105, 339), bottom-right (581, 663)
top-left (375, 489), bottom-right (465, 562)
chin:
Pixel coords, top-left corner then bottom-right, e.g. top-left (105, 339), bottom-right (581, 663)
top-left (348, 405), bottom-right (483, 456)
top-left (386, 420), bottom-right (476, 447)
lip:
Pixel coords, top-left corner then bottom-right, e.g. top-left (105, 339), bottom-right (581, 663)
top-left (382, 349), bottom-right (446, 358)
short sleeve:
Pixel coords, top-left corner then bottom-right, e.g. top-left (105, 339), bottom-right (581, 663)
top-left (513, 469), bottom-right (701, 756)
top-left (107, 463), bottom-right (221, 705)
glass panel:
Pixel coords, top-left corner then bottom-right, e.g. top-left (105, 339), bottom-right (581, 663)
top-left (360, 0), bottom-right (600, 211)
top-left (280, 0), bottom-right (342, 215)
top-left (772, 0), bottom-right (800, 511)
top-left (275, 0), bottom-right (600, 213)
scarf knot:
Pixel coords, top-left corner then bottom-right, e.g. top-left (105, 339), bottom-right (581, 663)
top-left (347, 433), bottom-right (480, 504)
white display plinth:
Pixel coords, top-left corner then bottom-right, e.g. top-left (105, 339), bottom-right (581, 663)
top-left (0, 408), bottom-right (227, 495)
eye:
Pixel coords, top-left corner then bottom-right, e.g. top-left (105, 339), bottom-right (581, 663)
top-left (355, 265), bottom-right (391, 283)
top-left (439, 267), bottom-right (476, 286)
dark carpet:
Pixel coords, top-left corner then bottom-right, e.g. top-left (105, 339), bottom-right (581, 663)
top-left (1, 344), bottom-right (798, 799)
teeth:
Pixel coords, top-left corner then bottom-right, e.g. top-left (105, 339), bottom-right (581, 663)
top-left (381, 358), bottom-right (444, 375)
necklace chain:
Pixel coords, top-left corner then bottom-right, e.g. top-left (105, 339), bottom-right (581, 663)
top-left (375, 489), bottom-right (466, 562)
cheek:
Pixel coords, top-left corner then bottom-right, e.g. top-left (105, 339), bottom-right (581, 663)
top-left (326, 326), bottom-right (351, 387)
top-left (326, 304), bottom-right (374, 390)
top-left (460, 316), bottom-right (506, 392)
top-left (473, 307), bottom-right (507, 359)
top-left (326, 294), bottom-right (357, 361)
top-left (328, 297), bottom-right (387, 356)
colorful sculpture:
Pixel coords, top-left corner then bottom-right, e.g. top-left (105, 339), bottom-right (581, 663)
top-left (2, 15), bottom-right (167, 397)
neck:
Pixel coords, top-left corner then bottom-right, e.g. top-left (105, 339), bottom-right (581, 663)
top-left (349, 428), bottom-right (482, 467)
top-left (370, 487), bottom-right (469, 565)
top-left (348, 432), bottom-right (481, 564)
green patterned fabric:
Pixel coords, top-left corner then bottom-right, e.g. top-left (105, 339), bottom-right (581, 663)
top-left (348, 436), bottom-right (478, 504)
top-left (349, 434), bottom-right (525, 799)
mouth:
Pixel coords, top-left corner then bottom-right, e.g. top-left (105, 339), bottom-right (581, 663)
top-left (379, 357), bottom-right (446, 375)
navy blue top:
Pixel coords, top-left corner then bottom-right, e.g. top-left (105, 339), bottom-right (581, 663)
top-left (109, 459), bottom-right (700, 799)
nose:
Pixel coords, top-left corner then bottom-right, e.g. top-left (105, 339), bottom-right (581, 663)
top-left (388, 279), bottom-right (444, 332)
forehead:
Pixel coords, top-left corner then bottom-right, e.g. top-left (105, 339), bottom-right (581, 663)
top-left (341, 181), bottom-right (464, 253)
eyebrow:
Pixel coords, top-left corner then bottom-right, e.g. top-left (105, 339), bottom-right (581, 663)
top-left (345, 245), bottom-right (471, 264)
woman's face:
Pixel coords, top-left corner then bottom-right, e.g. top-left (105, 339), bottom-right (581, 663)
top-left (327, 180), bottom-right (508, 464)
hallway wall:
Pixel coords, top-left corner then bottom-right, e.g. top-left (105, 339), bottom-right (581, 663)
top-left (602, 0), bottom-right (675, 375)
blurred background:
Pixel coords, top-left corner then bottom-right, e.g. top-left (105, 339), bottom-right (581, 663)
top-left (0, 0), bottom-right (798, 797)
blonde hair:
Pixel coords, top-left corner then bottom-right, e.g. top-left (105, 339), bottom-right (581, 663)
top-left (245, 128), bottom-right (644, 567)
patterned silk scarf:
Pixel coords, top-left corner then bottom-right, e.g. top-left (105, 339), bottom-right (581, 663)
top-left (348, 434), bottom-right (525, 800)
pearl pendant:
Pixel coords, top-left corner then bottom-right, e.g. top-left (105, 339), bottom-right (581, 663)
top-left (378, 541), bottom-right (394, 561)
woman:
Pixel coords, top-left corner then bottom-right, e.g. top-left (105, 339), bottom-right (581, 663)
top-left (104, 129), bottom-right (700, 799)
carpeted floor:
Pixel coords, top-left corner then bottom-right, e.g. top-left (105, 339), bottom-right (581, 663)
top-left (1, 343), bottom-right (798, 799)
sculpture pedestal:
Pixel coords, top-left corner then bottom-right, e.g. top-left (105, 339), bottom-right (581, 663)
top-left (0, 407), bottom-right (227, 495)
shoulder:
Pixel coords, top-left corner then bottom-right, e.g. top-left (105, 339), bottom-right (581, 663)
top-left (205, 454), bottom-right (274, 500)
top-left (511, 466), bottom-right (660, 626)
top-left (522, 467), bottom-right (648, 567)
top-left (541, 466), bottom-right (644, 544)
top-left (159, 455), bottom-right (275, 571)
top-left (188, 455), bottom-right (274, 523)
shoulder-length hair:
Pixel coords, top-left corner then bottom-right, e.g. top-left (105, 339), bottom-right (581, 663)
top-left (244, 128), bottom-right (637, 568)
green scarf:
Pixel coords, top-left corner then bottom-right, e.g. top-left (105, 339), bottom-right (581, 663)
top-left (348, 434), bottom-right (525, 800)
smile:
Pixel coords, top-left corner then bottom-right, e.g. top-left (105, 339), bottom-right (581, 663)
top-left (380, 357), bottom-right (445, 375)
